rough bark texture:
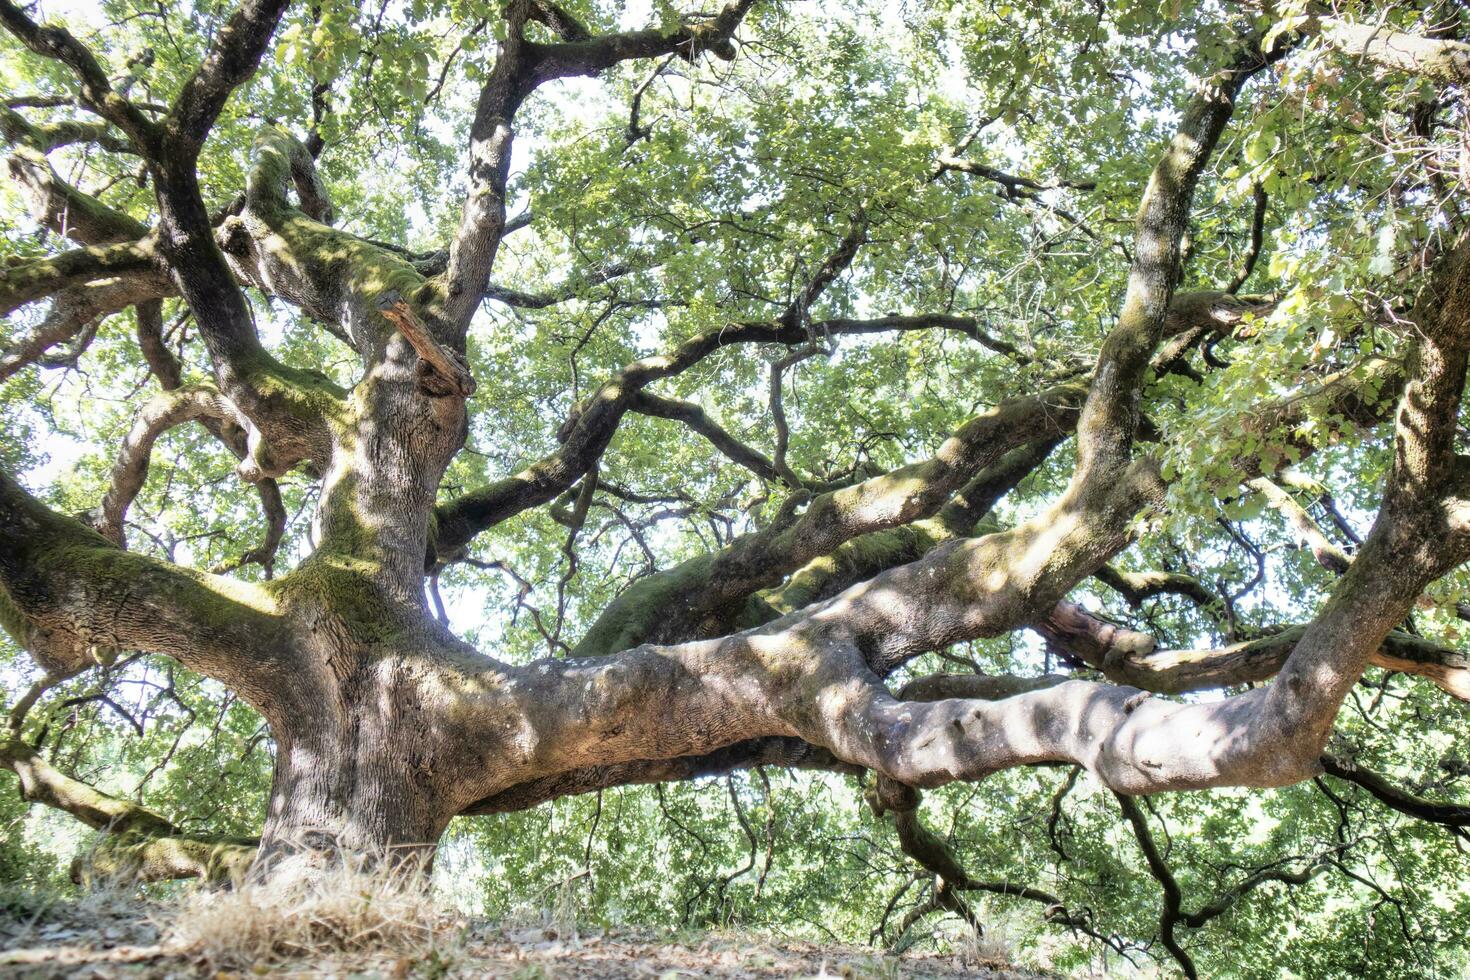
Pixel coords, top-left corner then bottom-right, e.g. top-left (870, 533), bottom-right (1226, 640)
top-left (3, 3), bottom-right (1470, 889)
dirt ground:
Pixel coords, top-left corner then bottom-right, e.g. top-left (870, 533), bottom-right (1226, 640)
top-left (0, 899), bottom-right (1044, 979)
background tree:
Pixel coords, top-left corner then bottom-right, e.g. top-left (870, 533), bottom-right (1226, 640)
top-left (3, 0), bottom-right (1470, 975)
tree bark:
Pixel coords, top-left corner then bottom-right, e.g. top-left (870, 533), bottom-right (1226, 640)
top-left (6, 4), bottom-right (1470, 890)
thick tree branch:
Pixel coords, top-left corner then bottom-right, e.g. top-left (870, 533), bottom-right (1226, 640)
top-left (377, 292), bottom-right (476, 398)
top-left (1075, 38), bottom-right (1286, 482)
top-left (0, 736), bottom-right (255, 883)
top-left (90, 384), bottom-right (250, 546)
top-left (0, 1), bottom-right (161, 149)
top-left (745, 439), bottom-right (1063, 626)
top-left (0, 467), bottom-right (295, 708)
top-left (0, 273), bottom-right (173, 383)
top-left (1247, 476), bottom-right (1352, 573)
top-left (530, 0), bottom-right (756, 83)
top-left (438, 0), bottom-right (759, 333)
top-left (629, 390), bottom-right (790, 486)
top-left (3, 142), bottom-right (147, 244)
top-left (567, 287), bottom-right (1296, 658)
top-left (1302, 9), bottom-right (1470, 84)
top-left (1036, 602), bottom-right (1470, 701)
top-left (0, 239), bottom-right (160, 316)
top-left (1095, 565), bottom-right (1219, 608)
top-left (460, 737), bottom-right (857, 815)
top-left (164, 0), bottom-right (291, 156)
top-left (1320, 753), bottom-right (1470, 828)
top-left (0, 106), bottom-right (133, 154)
top-left (0, 735), bottom-right (174, 836)
top-left (134, 298), bottom-right (183, 389)
top-left (569, 382), bottom-right (1086, 657)
top-left (434, 309), bottom-right (1080, 558)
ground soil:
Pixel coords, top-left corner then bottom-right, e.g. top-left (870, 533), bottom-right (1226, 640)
top-left (0, 898), bottom-right (1045, 979)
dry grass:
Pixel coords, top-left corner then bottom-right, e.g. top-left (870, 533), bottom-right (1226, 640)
top-left (162, 847), bottom-right (459, 969)
top-left (2, 858), bottom-right (1048, 977)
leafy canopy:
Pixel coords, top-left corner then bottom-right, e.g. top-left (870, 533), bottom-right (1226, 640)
top-left (2, 1), bottom-right (1469, 976)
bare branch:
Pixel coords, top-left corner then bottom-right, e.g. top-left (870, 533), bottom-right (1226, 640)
top-left (1247, 476), bottom-right (1352, 573)
top-left (1320, 753), bottom-right (1470, 828)
top-left (629, 390), bottom-right (790, 486)
top-left (1113, 793), bottom-right (1197, 978)
top-left (933, 154), bottom-right (1097, 194)
top-left (90, 384), bottom-right (246, 546)
top-left (378, 292), bottom-right (476, 398)
top-left (1038, 601), bottom-right (1470, 700)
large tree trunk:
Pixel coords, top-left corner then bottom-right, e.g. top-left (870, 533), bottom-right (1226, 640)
top-left (6, 0), bottom-right (1470, 899)
top-left (258, 703), bottom-right (452, 862)
top-left (247, 573), bottom-right (484, 864)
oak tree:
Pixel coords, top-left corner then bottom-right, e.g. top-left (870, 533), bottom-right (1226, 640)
top-left (4, 0), bottom-right (1470, 973)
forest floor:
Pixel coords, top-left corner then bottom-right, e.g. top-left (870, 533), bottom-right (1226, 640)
top-left (0, 891), bottom-right (1046, 979)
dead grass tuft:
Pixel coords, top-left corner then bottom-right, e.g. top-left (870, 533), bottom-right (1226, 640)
top-left (163, 847), bottom-right (459, 969)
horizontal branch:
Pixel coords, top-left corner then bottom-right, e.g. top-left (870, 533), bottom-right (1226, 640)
top-left (0, 467), bottom-right (296, 707)
top-left (460, 736), bottom-right (857, 815)
top-left (434, 308), bottom-right (1065, 557)
top-left (570, 382), bottom-right (1086, 657)
top-left (0, 736), bottom-right (255, 884)
top-left (933, 154), bottom-right (1097, 195)
top-left (529, 0), bottom-right (756, 83)
top-left (0, 239), bottom-right (160, 316)
top-left (1320, 753), bottom-right (1470, 827)
top-left (1095, 565), bottom-right (1218, 608)
top-left (1304, 10), bottom-right (1470, 84)
top-left (0, 273), bottom-right (173, 383)
top-left (0, 106), bottom-right (133, 154)
top-left (1037, 601), bottom-right (1470, 701)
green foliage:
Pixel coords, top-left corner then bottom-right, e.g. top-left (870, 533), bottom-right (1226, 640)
top-left (4, 1), bottom-right (1470, 976)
